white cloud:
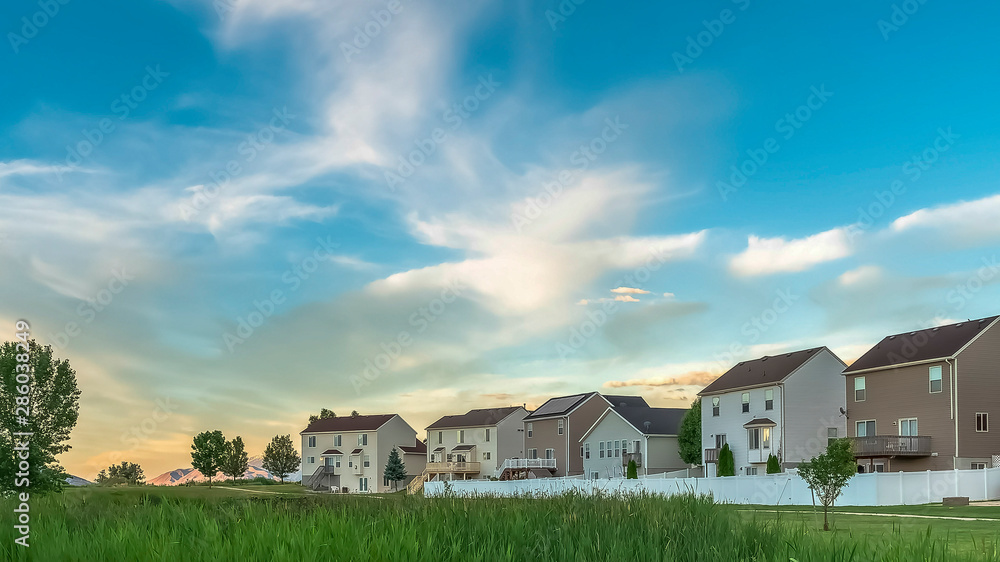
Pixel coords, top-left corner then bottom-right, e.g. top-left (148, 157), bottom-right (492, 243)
top-left (730, 227), bottom-right (853, 277)
top-left (891, 193), bottom-right (1000, 245)
top-left (614, 295), bottom-right (640, 302)
top-left (838, 265), bottom-right (883, 287)
top-left (611, 287), bottom-right (650, 294)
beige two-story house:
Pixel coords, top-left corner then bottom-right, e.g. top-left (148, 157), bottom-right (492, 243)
top-left (844, 315), bottom-right (1000, 472)
top-left (423, 406), bottom-right (529, 481)
top-left (300, 414), bottom-right (426, 493)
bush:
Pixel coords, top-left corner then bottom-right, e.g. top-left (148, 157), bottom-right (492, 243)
top-left (718, 443), bottom-right (735, 477)
top-left (626, 460), bottom-right (638, 479)
top-left (766, 454), bottom-right (780, 474)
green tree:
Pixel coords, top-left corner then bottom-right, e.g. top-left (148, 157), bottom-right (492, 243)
top-left (262, 434), bottom-right (300, 483)
top-left (626, 459), bottom-right (638, 479)
top-left (677, 398), bottom-right (702, 465)
top-left (0, 339), bottom-right (82, 496)
top-left (766, 454), bottom-right (781, 474)
top-left (717, 443), bottom-right (735, 477)
top-left (308, 408), bottom-right (336, 424)
top-left (384, 446), bottom-right (407, 491)
top-left (350, 410), bottom-right (360, 418)
top-left (797, 438), bottom-right (857, 531)
top-left (190, 430), bottom-right (227, 487)
top-left (97, 461), bottom-right (145, 486)
top-left (220, 436), bottom-right (249, 483)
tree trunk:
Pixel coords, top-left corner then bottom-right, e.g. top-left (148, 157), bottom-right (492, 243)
top-left (823, 506), bottom-right (829, 531)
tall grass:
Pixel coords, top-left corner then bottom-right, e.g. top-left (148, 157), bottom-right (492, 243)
top-left (0, 489), bottom-right (996, 561)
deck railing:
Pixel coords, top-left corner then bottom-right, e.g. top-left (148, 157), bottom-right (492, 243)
top-left (850, 435), bottom-right (932, 457)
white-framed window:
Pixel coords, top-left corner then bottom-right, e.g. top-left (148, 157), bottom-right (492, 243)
top-left (545, 448), bottom-right (555, 460)
top-left (334, 455), bottom-right (341, 468)
top-left (359, 477), bottom-right (369, 492)
top-left (307, 456), bottom-right (315, 464)
top-left (929, 366), bottom-right (943, 393)
top-left (437, 431), bottom-right (442, 444)
top-left (363, 454), bottom-right (371, 468)
top-left (557, 419), bottom-right (564, 435)
top-left (307, 436), bottom-right (316, 448)
top-left (899, 418), bottom-right (918, 437)
top-left (827, 427), bottom-right (838, 447)
top-left (358, 433), bottom-right (368, 446)
top-left (972, 462), bottom-right (988, 470)
top-left (580, 446), bottom-right (584, 458)
top-left (715, 434), bottom-right (726, 448)
top-left (762, 427), bottom-right (771, 449)
top-left (485, 428), bottom-right (491, 442)
top-left (633, 440), bottom-right (641, 454)
top-left (855, 376), bottom-right (866, 402)
top-left (765, 389), bottom-right (774, 411)
top-left (591, 471), bottom-right (599, 480)
top-left (748, 428), bottom-right (761, 450)
top-left (856, 420), bottom-right (875, 437)
top-left (599, 442), bottom-right (605, 459)
top-left (334, 435), bottom-right (342, 447)
top-left (483, 451), bottom-right (491, 461)
top-left (712, 396), bottom-right (720, 417)
top-left (614, 440), bottom-right (620, 457)
top-left (457, 430), bottom-right (465, 443)
top-left (526, 423), bottom-right (533, 438)
top-left (747, 467), bottom-right (758, 476)
top-left (348, 458), bottom-right (353, 468)
top-left (741, 392), bottom-right (750, 413)
top-left (528, 448), bottom-right (538, 459)
top-left (584, 443), bottom-right (591, 459)
top-left (977, 413), bottom-right (989, 432)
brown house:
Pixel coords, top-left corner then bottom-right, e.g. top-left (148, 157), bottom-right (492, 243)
top-left (843, 315), bottom-right (1000, 472)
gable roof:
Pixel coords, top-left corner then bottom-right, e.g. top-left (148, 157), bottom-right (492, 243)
top-left (580, 405), bottom-right (688, 441)
top-left (426, 407), bottom-right (524, 429)
top-left (398, 441), bottom-right (427, 454)
top-left (843, 316), bottom-right (1000, 374)
top-left (301, 414), bottom-right (396, 434)
top-left (602, 395), bottom-right (650, 409)
top-left (698, 347), bottom-right (828, 396)
top-left (524, 392), bottom-right (600, 420)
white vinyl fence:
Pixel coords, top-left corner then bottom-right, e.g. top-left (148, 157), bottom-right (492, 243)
top-left (424, 467), bottom-right (1000, 507)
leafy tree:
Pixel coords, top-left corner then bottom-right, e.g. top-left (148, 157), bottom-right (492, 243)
top-left (626, 459), bottom-right (638, 479)
top-left (677, 398), bottom-right (702, 465)
top-left (220, 436), bottom-right (250, 483)
top-left (190, 430), bottom-right (227, 487)
top-left (0, 339), bottom-right (82, 496)
top-left (262, 434), bottom-right (300, 483)
top-left (766, 454), bottom-right (781, 474)
top-left (384, 446), bottom-right (407, 491)
top-left (308, 408), bottom-right (337, 424)
top-left (797, 438), bottom-right (857, 531)
top-left (97, 461), bottom-right (145, 486)
top-left (717, 443), bottom-right (735, 477)
top-left (350, 410), bottom-right (360, 418)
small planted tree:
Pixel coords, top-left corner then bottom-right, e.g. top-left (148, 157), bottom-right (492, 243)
top-left (190, 430), bottom-right (227, 487)
top-left (797, 438), bottom-right (857, 531)
top-left (766, 454), bottom-right (781, 474)
top-left (384, 446), bottom-right (407, 491)
top-left (717, 443), bottom-right (735, 477)
top-left (677, 398), bottom-right (702, 465)
top-left (98, 461), bottom-right (145, 486)
top-left (262, 434), bottom-right (300, 483)
top-left (220, 436), bottom-right (250, 483)
top-left (626, 459), bottom-right (638, 479)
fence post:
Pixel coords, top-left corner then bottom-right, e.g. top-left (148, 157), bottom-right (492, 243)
top-left (926, 470), bottom-right (931, 503)
top-left (954, 469), bottom-right (960, 497)
top-left (985, 468), bottom-right (989, 501)
top-left (899, 471), bottom-right (905, 505)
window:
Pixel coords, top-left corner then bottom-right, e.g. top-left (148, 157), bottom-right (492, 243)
top-left (437, 431), bottom-right (442, 444)
top-left (856, 420), bottom-right (875, 437)
top-left (591, 471), bottom-right (599, 480)
top-left (307, 456), bottom-right (315, 464)
top-left (765, 389), bottom-right (774, 411)
top-left (334, 435), bottom-right (342, 447)
top-left (363, 454), bottom-right (370, 468)
top-left (712, 397), bottom-right (720, 417)
top-left (854, 376), bottom-right (866, 402)
top-left (761, 427), bottom-right (771, 449)
top-left (545, 448), bottom-right (555, 459)
top-left (747, 467), bottom-right (758, 476)
top-left (580, 446), bottom-right (584, 458)
top-left (348, 458), bottom-right (353, 468)
top-left (929, 366), bottom-right (943, 393)
top-left (748, 428), bottom-right (761, 450)
top-left (715, 434), bottom-right (727, 449)
top-left (334, 455), bottom-right (341, 468)
top-left (358, 434), bottom-right (368, 446)
top-left (359, 477), bottom-right (369, 492)
top-left (307, 436), bottom-right (316, 448)
top-left (599, 441), bottom-right (605, 459)
top-left (457, 430), bottom-right (465, 443)
top-left (972, 462), bottom-right (988, 470)
top-left (614, 440), bottom-right (620, 457)
top-left (485, 428), bottom-right (491, 442)
top-left (634, 440), bottom-right (641, 454)
top-left (526, 423), bottom-right (533, 438)
top-left (483, 452), bottom-right (491, 461)
top-left (827, 427), bottom-right (838, 447)
top-left (557, 419), bottom-right (564, 435)
top-left (528, 448), bottom-right (538, 459)
top-left (899, 418), bottom-right (918, 437)
top-left (741, 392), bottom-right (750, 413)
top-left (977, 413), bottom-right (989, 432)
top-left (324, 456), bottom-right (334, 467)
top-left (584, 443), bottom-right (591, 459)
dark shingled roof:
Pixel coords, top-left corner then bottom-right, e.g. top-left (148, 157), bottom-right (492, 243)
top-left (699, 348), bottom-right (826, 396)
top-left (844, 316), bottom-right (999, 373)
top-left (451, 444), bottom-right (476, 451)
top-left (604, 395), bottom-right (650, 409)
top-left (427, 407), bottom-right (523, 429)
top-left (301, 414), bottom-right (395, 434)
top-left (615, 406), bottom-right (687, 436)
top-left (743, 418), bottom-right (776, 427)
top-left (350, 448), bottom-right (363, 455)
top-left (398, 441), bottom-right (426, 454)
top-left (320, 449), bottom-right (343, 455)
top-left (524, 392), bottom-right (599, 420)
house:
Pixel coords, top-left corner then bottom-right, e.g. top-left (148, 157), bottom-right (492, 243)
top-left (843, 315), bottom-right (1000, 472)
top-left (300, 414), bottom-right (426, 493)
top-left (580, 404), bottom-right (688, 478)
top-left (422, 406), bottom-right (529, 481)
top-left (502, 392), bottom-right (647, 478)
top-left (699, 347), bottom-right (848, 477)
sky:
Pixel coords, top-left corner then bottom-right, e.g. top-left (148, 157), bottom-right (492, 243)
top-left (2, 0), bottom-right (1000, 480)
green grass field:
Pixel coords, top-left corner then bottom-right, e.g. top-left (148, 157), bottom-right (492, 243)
top-left (1, 485), bottom-right (998, 561)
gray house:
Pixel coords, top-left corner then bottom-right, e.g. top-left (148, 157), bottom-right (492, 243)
top-left (580, 404), bottom-right (688, 478)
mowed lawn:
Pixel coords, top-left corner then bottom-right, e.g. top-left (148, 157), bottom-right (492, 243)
top-left (2, 486), bottom-right (1000, 561)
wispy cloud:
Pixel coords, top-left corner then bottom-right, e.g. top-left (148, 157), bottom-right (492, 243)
top-left (730, 227), bottom-right (853, 276)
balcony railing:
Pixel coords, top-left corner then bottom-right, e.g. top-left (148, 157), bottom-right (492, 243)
top-left (704, 448), bottom-right (720, 463)
top-left (623, 452), bottom-right (642, 467)
top-left (425, 461), bottom-right (481, 473)
top-left (494, 458), bottom-right (557, 478)
top-left (850, 435), bottom-right (932, 457)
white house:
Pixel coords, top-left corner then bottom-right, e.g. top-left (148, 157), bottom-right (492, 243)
top-left (422, 406), bottom-right (529, 481)
top-left (580, 404), bottom-right (688, 478)
top-left (301, 414), bottom-right (426, 492)
top-left (699, 347), bottom-right (847, 477)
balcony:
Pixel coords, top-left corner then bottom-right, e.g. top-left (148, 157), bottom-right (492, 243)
top-left (850, 435), bottom-right (932, 457)
top-left (704, 448), bottom-right (720, 463)
top-left (494, 458), bottom-right (557, 479)
top-left (623, 452), bottom-right (642, 467)
top-left (425, 461), bottom-right (481, 473)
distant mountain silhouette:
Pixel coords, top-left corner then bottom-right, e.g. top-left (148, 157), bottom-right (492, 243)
top-left (149, 456), bottom-right (301, 485)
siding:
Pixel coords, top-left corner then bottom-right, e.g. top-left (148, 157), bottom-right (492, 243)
top-left (644, 435), bottom-right (685, 473)
top-left (702, 385), bottom-right (782, 474)
top-left (495, 408), bottom-right (529, 470)
top-left (581, 412), bottom-right (641, 478)
top-left (782, 349), bottom-right (847, 464)
top-left (956, 320), bottom-right (1000, 464)
top-left (524, 395), bottom-right (608, 476)
top-left (568, 396), bottom-right (614, 476)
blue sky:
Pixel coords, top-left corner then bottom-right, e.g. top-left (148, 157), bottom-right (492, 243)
top-left (2, 0), bottom-right (999, 478)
